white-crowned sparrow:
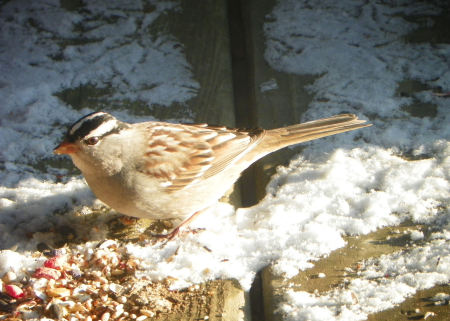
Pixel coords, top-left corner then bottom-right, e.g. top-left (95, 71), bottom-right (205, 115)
top-left (54, 112), bottom-right (370, 238)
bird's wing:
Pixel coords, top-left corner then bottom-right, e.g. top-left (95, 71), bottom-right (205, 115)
top-left (139, 122), bottom-right (264, 192)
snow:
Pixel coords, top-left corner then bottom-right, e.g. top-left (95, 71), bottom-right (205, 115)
top-left (280, 238), bottom-right (449, 321)
top-left (0, 0), bottom-right (449, 319)
top-left (410, 229), bottom-right (425, 241)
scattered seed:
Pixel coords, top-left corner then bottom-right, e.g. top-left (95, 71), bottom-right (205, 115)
top-left (44, 255), bottom-right (67, 270)
top-left (3, 271), bottom-right (17, 283)
top-left (5, 284), bottom-right (24, 299)
top-left (33, 267), bottom-right (61, 280)
top-left (98, 240), bottom-right (117, 249)
top-left (47, 287), bottom-right (71, 297)
top-left (140, 309), bottom-right (155, 317)
top-left (101, 311), bottom-right (111, 321)
top-left (0, 243), bottom-right (189, 320)
top-left (109, 283), bottom-right (123, 294)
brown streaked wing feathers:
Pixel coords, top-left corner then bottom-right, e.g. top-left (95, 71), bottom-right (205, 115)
top-left (141, 123), bottom-right (263, 191)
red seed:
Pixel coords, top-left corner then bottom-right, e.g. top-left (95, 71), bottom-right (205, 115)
top-left (44, 255), bottom-right (66, 270)
top-left (5, 284), bottom-right (25, 299)
top-left (33, 267), bottom-right (61, 280)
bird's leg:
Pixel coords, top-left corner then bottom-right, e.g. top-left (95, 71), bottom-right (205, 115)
top-left (153, 209), bottom-right (206, 240)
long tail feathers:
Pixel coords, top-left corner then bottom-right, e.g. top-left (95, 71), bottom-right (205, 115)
top-left (263, 114), bottom-right (371, 151)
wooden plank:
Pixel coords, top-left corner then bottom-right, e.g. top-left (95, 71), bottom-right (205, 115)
top-left (241, 0), bottom-right (319, 202)
top-left (367, 284), bottom-right (450, 321)
top-left (261, 223), bottom-right (433, 321)
top-left (164, 0), bottom-right (235, 127)
top-left (151, 279), bottom-right (249, 321)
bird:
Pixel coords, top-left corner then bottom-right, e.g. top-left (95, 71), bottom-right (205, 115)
top-left (54, 112), bottom-right (371, 239)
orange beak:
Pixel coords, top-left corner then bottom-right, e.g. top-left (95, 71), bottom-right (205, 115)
top-left (54, 141), bottom-right (78, 155)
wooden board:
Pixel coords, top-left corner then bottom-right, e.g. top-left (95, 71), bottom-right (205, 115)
top-left (165, 0), bottom-right (235, 127)
top-left (238, 0), bottom-right (319, 203)
top-left (261, 223), bottom-right (448, 321)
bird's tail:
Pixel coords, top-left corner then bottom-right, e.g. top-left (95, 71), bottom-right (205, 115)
top-left (260, 114), bottom-right (371, 153)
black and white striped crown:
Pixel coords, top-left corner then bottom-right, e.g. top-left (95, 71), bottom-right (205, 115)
top-left (65, 112), bottom-right (127, 142)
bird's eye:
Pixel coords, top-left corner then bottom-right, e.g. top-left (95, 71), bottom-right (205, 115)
top-left (85, 136), bottom-right (99, 145)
